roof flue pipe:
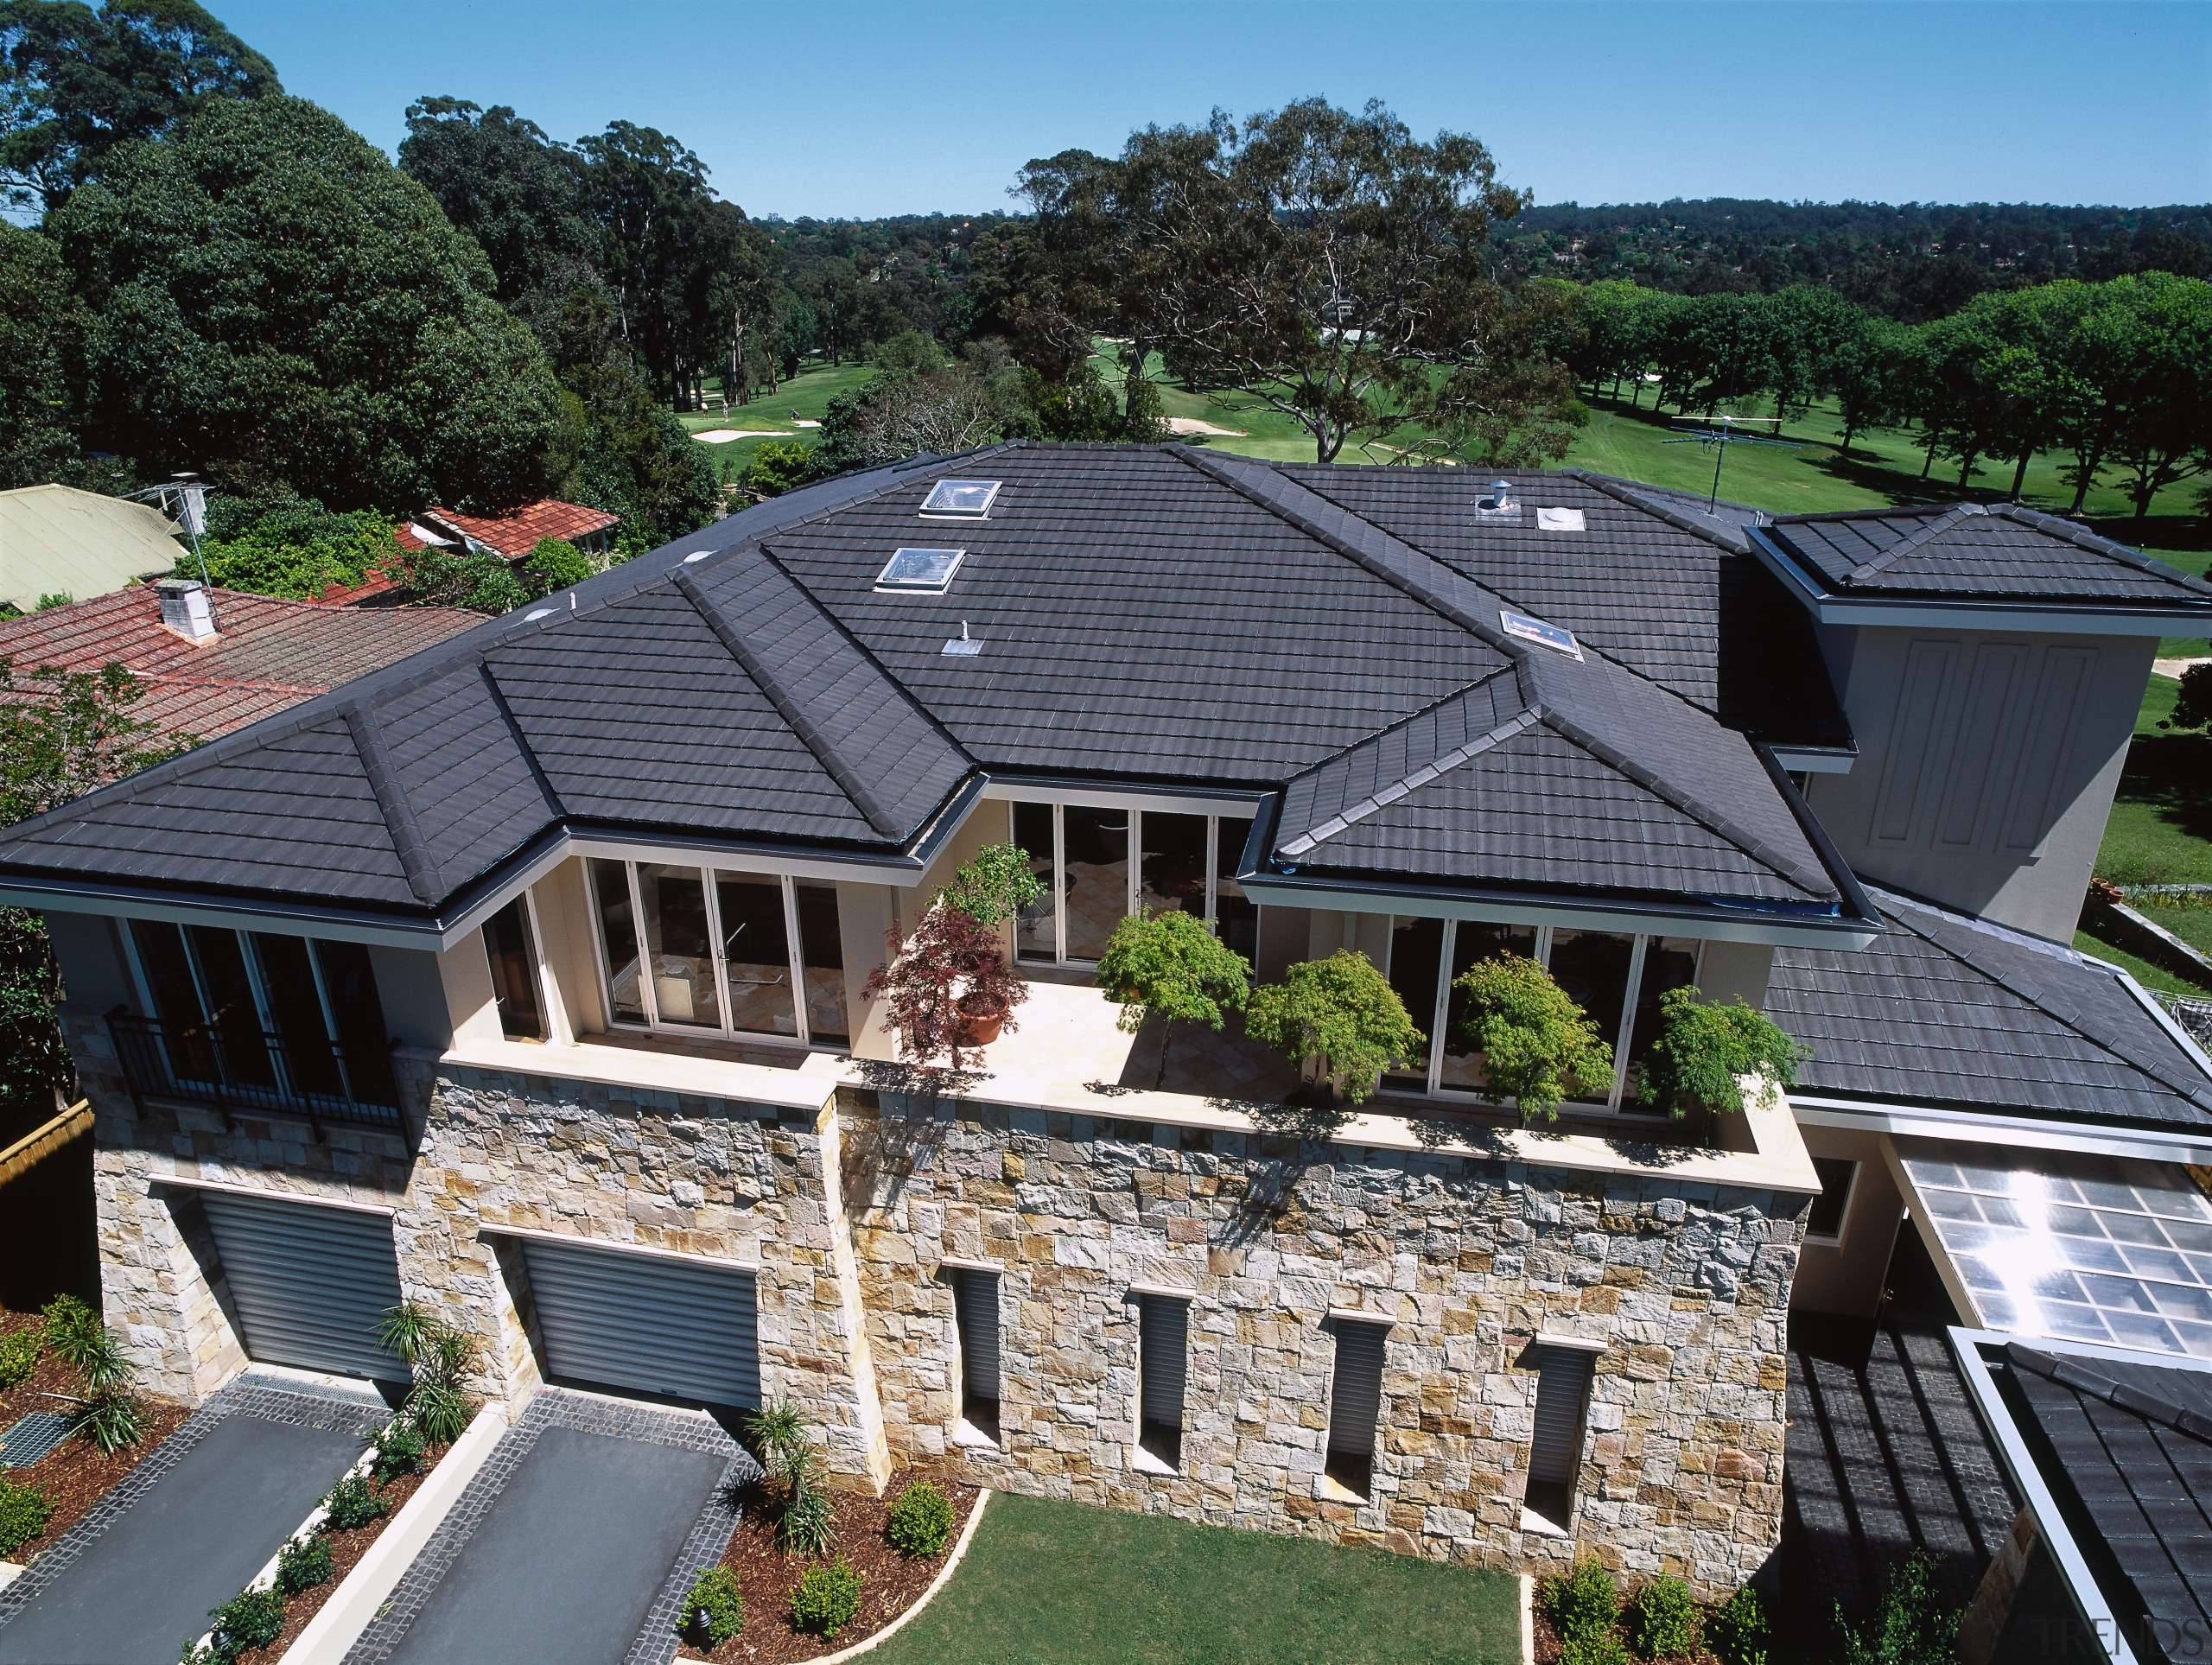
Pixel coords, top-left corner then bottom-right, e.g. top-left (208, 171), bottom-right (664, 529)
top-left (156, 578), bottom-right (219, 644)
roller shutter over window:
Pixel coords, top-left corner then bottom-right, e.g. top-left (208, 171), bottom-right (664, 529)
top-left (518, 1236), bottom-right (759, 1408)
top-left (955, 1269), bottom-right (1001, 1408)
top-left (196, 1192), bottom-right (405, 1382)
top-left (1529, 1345), bottom-right (1596, 1485)
top-left (1326, 1319), bottom-right (1389, 1459)
top-left (1139, 1295), bottom-right (1187, 1430)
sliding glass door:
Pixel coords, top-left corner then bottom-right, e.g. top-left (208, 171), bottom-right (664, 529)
top-left (1012, 801), bottom-right (1259, 969)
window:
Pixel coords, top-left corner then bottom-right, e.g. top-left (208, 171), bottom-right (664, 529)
top-left (1526, 1342), bottom-right (1598, 1531)
top-left (482, 896), bottom-right (546, 1041)
top-left (1325, 1318), bottom-right (1389, 1499)
top-left (588, 860), bottom-right (849, 1048)
top-left (1806, 1157), bottom-right (1859, 1245)
top-left (950, 1268), bottom-right (1001, 1443)
top-left (921, 479), bottom-right (1001, 518)
top-left (1499, 610), bottom-right (1580, 658)
top-left (1392, 922), bottom-right (1703, 1111)
top-left (122, 922), bottom-right (395, 1109)
top-left (1011, 801), bottom-right (1262, 968)
top-left (875, 548), bottom-right (965, 593)
top-left (1137, 1293), bottom-right (1187, 1472)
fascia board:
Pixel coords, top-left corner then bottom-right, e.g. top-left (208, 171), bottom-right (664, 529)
top-left (978, 774), bottom-right (1272, 816)
top-left (1747, 528), bottom-right (2209, 635)
top-left (1947, 1327), bottom-right (2139, 1665)
top-left (1791, 1094), bottom-right (2212, 1166)
top-left (1235, 873), bottom-right (1880, 948)
top-left (1764, 745), bottom-right (1856, 775)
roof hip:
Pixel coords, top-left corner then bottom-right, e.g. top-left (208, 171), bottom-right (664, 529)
top-left (341, 700), bottom-right (442, 903)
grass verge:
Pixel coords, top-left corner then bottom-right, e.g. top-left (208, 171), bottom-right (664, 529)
top-left (866, 1491), bottom-right (1521, 1665)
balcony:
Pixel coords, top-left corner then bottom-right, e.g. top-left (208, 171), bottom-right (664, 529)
top-left (106, 1008), bottom-right (405, 1137)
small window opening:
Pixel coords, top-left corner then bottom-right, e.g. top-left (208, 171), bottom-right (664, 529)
top-left (921, 479), bottom-right (1001, 518)
top-left (875, 548), bottom-right (965, 593)
top-left (1806, 1157), bottom-right (1859, 1246)
top-left (1525, 1343), bottom-right (1597, 1532)
top-left (483, 895), bottom-right (545, 1040)
top-left (1325, 1319), bottom-right (1389, 1499)
top-left (951, 1268), bottom-right (1001, 1445)
top-left (1137, 1293), bottom-right (1187, 1472)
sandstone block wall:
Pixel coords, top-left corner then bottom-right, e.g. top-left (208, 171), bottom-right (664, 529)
top-left (840, 1088), bottom-right (1801, 1596)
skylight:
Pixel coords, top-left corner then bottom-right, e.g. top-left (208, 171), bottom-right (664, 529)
top-left (1500, 610), bottom-right (1582, 659)
top-left (921, 479), bottom-right (1001, 518)
top-left (876, 548), bottom-right (965, 594)
top-left (1536, 507), bottom-right (1586, 531)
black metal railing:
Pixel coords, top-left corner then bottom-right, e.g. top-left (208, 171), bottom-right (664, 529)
top-left (106, 1008), bottom-right (404, 1137)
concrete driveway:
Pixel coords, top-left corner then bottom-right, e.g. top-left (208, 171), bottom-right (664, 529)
top-left (0, 1380), bottom-right (384, 1665)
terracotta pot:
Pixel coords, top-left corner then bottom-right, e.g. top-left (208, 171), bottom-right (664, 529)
top-left (957, 995), bottom-right (1007, 1046)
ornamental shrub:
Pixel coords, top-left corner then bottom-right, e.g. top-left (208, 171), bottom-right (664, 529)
top-left (0, 1327), bottom-right (40, 1388)
top-left (1094, 910), bottom-right (1253, 1088)
top-left (741, 439), bottom-right (817, 499)
top-left (884, 1479), bottom-right (956, 1557)
top-left (1708, 1585), bottom-right (1770, 1665)
top-left (321, 1471), bottom-right (389, 1531)
top-left (1451, 954), bottom-right (1612, 1118)
top-left (39, 1293), bottom-right (98, 1357)
top-left (1630, 1576), bottom-right (1700, 1658)
top-left (202, 1585), bottom-right (284, 1662)
top-left (1543, 1554), bottom-right (1621, 1644)
top-left (1837, 1550), bottom-right (1961, 1665)
top-left (522, 537), bottom-right (593, 591)
top-left (742, 1397), bottom-right (805, 1463)
top-left (1635, 988), bottom-right (1810, 1119)
top-left (1561, 1633), bottom-right (1633, 1665)
top-left (774, 1444), bottom-right (838, 1558)
top-left (1244, 950), bottom-right (1425, 1104)
top-left (276, 1533), bottom-right (334, 1594)
top-left (682, 1565), bottom-right (745, 1645)
top-left (0, 1478), bottom-right (53, 1554)
top-left (789, 1557), bottom-right (863, 1638)
top-left (372, 1418), bottom-right (428, 1481)
top-left (940, 842), bottom-right (1046, 931)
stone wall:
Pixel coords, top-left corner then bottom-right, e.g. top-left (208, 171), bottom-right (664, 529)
top-left (840, 1087), bottom-right (1802, 1596)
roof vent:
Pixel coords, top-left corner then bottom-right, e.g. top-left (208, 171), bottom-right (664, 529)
top-left (942, 620), bottom-right (982, 657)
top-left (876, 548), bottom-right (965, 594)
top-left (1473, 480), bottom-right (1520, 520)
top-left (1535, 506), bottom-right (1586, 531)
top-left (155, 578), bottom-right (217, 644)
top-left (921, 479), bottom-right (1001, 518)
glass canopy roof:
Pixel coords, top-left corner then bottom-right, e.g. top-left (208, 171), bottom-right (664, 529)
top-left (1899, 1141), bottom-right (2212, 1360)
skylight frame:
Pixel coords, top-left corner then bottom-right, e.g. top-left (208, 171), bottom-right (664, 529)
top-left (1500, 609), bottom-right (1583, 659)
top-left (919, 479), bottom-right (1003, 519)
top-left (875, 547), bottom-right (967, 594)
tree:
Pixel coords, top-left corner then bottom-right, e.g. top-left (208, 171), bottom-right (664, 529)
top-left (2087, 271), bottom-right (2212, 521)
top-left (397, 97), bottom-right (594, 308)
top-left (1052, 99), bottom-right (1573, 464)
top-left (1449, 953), bottom-right (1612, 1121)
top-left (1823, 309), bottom-right (1909, 458)
top-left (1093, 909), bottom-right (1252, 1089)
top-left (0, 0), bottom-right (278, 213)
top-left (574, 118), bottom-right (728, 406)
top-left (185, 496), bottom-right (399, 601)
top-left (0, 220), bottom-right (77, 486)
top-left (52, 94), bottom-right (563, 512)
top-left (1633, 988), bottom-right (1808, 1119)
top-left (2159, 663), bottom-right (2212, 733)
top-left (860, 906), bottom-right (1027, 1070)
top-left (1243, 950), bottom-right (1423, 1105)
top-left (810, 340), bottom-right (1029, 472)
top-left (381, 541), bottom-right (531, 615)
top-left (939, 842), bottom-right (1045, 931)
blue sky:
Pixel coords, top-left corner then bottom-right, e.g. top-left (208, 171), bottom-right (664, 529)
top-left (220, 1), bottom-right (2211, 217)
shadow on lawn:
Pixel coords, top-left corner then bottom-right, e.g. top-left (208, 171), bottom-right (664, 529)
top-left (2116, 734), bottom-right (2212, 859)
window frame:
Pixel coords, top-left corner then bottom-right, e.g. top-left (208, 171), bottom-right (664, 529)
top-left (1805, 1157), bottom-right (1861, 1247)
top-left (587, 859), bottom-right (843, 1052)
top-left (1010, 800), bottom-right (1259, 970)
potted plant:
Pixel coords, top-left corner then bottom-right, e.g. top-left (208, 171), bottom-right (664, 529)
top-left (1243, 950), bottom-right (1423, 1105)
top-left (862, 905), bottom-right (1028, 1067)
top-left (1634, 985), bottom-right (1809, 1122)
top-left (1092, 908), bottom-right (1253, 1088)
top-left (1450, 952), bottom-right (1612, 1122)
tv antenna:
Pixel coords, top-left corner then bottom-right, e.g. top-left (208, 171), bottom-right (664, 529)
top-left (1664, 414), bottom-right (1800, 513)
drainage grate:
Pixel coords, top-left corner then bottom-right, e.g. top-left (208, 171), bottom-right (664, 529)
top-left (0, 1410), bottom-right (73, 1468)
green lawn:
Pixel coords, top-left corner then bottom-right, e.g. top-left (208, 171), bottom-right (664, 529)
top-left (683, 358), bottom-right (880, 477)
top-left (868, 1492), bottom-right (1522, 1665)
top-left (2072, 929), bottom-right (2209, 997)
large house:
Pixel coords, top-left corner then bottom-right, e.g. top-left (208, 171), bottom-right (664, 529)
top-left (3, 443), bottom-right (2209, 1602)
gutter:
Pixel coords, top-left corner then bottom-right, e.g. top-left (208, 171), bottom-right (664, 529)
top-left (1790, 1094), bottom-right (2212, 1166)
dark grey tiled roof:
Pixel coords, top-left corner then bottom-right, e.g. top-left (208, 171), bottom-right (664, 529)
top-left (1763, 502), bottom-right (2212, 607)
top-left (1769, 885), bottom-right (2212, 1128)
top-left (0, 443), bottom-right (1861, 927)
top-left (1998, 1342), bottom-right (2212, 1648)
top-left (1279, 463), bottom-right (1852, 747)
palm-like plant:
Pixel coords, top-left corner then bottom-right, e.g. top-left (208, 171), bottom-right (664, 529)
top-left (377, 1302), bottom-right (481, 1446)
top-left (37, 1296), bottom-right (143, 1455)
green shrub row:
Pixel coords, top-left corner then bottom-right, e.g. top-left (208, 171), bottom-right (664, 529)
top-left (0, 1477), bottom-right (53, 1555)
top-left (0, 1326), bottom-right (41, 1389)
top-left (1541, 1557), bottom-right (1770, 1665)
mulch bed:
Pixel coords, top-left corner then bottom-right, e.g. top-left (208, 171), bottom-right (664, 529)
top-left (676, 1478), bottom-right (982, 1664)
top-left (233, 1446), bottom-right (448, 1665)
top-left (0, 1307), bottom-right (191, 1565)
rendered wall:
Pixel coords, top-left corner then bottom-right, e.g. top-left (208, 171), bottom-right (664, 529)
top-left (1787, 1124), bottom-right (1904, 1319)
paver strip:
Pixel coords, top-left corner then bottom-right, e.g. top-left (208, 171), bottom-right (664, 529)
top-left (0, 1377), bottom-right (386, 1665)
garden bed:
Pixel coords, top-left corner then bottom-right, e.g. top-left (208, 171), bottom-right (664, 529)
top-left (0, 1306), bottom-right (190, 1565)
top-left (230, 1440), bottom-right (450, 1665)
top-left (676, 1478), bottom-right (982, 1664)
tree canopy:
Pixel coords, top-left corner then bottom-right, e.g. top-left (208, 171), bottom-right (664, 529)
top-left (1244, 950), bottom-right (1424, 1104)
top-left (52, 93), bottom-right (563, 512)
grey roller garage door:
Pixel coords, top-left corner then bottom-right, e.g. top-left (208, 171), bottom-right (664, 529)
top-left (518, 1237), bottom-right (759, 1408)
top-left (197, 1191), bottom-right (405, 1382)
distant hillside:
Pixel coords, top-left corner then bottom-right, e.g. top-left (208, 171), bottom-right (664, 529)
top-left (1498, 199), bottom-right (2212, 321)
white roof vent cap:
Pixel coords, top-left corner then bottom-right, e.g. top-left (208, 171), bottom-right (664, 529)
top-left (1474, 479), bottom-right (1520, 519)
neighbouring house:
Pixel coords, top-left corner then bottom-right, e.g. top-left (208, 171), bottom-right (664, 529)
top-left (3, 448), bottom-right (2210, 1606)
top-left (0, 484), bottom-right (188, 615)
top-left (325, 498), bottom-right (621, 606)
top-left (0, 581), bottom-right (483, 746)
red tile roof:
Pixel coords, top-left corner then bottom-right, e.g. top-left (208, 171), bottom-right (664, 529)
top-left (419, 499), bottom-right (619, 558)
top-left (0, 587), bottom-right (481, 743)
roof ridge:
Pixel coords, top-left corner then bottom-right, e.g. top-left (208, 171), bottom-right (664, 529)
top-left (1993, 503), bottom-right (2212, 596)
top-left (1873, 887), bottom-right (2212, 1109)
top-left (341, 699), bottom-right (442, 903)
top-left (672, 565), bottom-right (905, 839)
top-left (2006, 1342), bottom-right (2212, 1442)
top-left (1840, 504), bottom-right (1988, 583)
